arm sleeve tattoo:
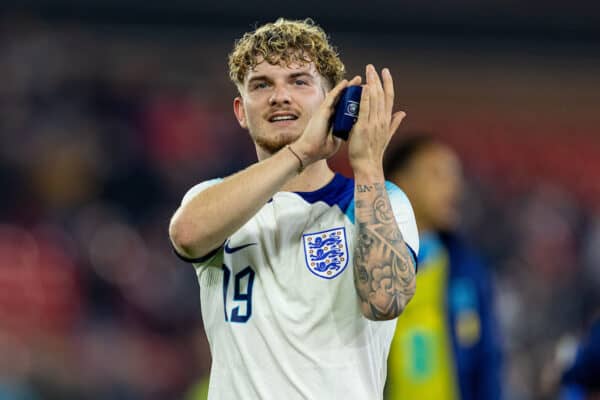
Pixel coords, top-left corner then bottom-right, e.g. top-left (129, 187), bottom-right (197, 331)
top-left (353, 181), bottom-right (416, 320)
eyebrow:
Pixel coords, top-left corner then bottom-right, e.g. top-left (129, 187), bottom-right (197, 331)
top-left (246, 75), bottom-right (269, 86)
top-left (247, 71), bottom-right (316, 85)
top-left (289, 72), bottom-right (315, 81)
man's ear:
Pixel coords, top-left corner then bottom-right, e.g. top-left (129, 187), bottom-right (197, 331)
top-left (233, 97), bottom-right (248, 129)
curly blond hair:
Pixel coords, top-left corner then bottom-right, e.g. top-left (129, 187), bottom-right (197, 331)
top-left (228, 18), bottom-right (345, 90)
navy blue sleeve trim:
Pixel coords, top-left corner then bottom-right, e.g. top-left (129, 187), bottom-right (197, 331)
top-left (172, 242), bottom-right (222, 264)
top-left (406, 243), bottom-right (419, 273)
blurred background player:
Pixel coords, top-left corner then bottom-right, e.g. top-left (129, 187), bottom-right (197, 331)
top-left (383, 135), bottom-right (502, 400)
top-left (559, 311), bottom-right (600, 400)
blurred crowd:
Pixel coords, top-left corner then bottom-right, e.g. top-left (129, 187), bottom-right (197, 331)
top-left (0, 16), bottom-right (598, 400)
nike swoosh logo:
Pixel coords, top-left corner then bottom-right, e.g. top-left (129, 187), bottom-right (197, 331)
top-left (224, 241), bottom-right (257, 254)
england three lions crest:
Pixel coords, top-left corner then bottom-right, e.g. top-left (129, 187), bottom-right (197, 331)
top-left (302, 227), bottom-right (349, 279)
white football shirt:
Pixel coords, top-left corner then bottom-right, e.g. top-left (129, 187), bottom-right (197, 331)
top-left (176, 173), bottom-right (419, 400)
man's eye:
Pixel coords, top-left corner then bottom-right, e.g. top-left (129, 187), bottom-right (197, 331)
top-left (295, 79), bottom-right (308, 86)
top-left (253, 82), bottom-right (269, 90)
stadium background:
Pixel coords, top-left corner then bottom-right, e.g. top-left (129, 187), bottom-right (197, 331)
top-left (1, 1), bottom-right (599, 399)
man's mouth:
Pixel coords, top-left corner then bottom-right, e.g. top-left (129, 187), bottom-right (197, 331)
top-left (268, 114), bottom-right (298, 123)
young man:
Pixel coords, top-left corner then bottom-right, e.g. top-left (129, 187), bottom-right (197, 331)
top-left (169, 18), bottom-right (419, 399)
top-left (384, 136), bottom-right (502, 400)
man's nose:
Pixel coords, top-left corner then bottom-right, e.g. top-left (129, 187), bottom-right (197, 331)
top-left (269, 85), bottom-right (292, 106)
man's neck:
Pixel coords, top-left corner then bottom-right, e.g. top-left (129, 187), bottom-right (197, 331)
top-left (280, 159), bottom-right (335, 192)
top-left (255, 146), bottom-right (335, 193)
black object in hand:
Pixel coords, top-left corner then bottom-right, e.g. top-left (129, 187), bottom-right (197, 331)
top-left (332, 85), bottom-right (362, 141)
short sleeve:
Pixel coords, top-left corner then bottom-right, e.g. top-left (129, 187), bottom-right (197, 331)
top-left (173, 178), bottom-right (225, 268)
top-left (181, 178), bottom-right (223, 206)
top-left (385, 181), bottom-right (420, 268)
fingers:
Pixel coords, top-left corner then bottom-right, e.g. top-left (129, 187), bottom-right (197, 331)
top-left (365, 65), bottom-right (376, 123)
top-left (322, 79), bottom-right (349, 110)
top-left (323, 75), bottom-right (362, 112)
top-left (382, 68), bottom-right (394, 117)
top-left (354, 65), bottom-right (397, 132)
top-left (348, 75), bottom-right (362, 87)
top-left (389, 111), bottom-right (406, 137)
top-left (358, 81), bottom-right (370, 126)
top-left (366, 64), bottom-right (385, 124)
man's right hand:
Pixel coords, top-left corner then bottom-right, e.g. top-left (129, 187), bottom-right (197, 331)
top-left (291, 76), bottom-right (362, 167)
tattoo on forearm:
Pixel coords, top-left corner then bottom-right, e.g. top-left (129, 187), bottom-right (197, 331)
top-left (353, 182), bottom-right (416, 320)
